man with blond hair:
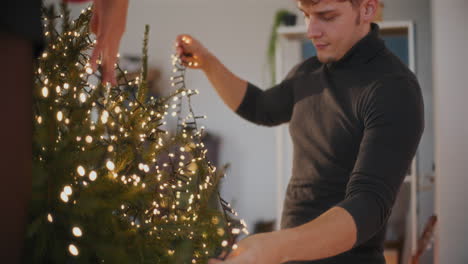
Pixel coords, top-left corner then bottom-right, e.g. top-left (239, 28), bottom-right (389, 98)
top-left (176, 0), bottom-right (424, 263)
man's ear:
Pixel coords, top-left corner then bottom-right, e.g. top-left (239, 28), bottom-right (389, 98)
top-left (361, 0), bottom-right (378, 23)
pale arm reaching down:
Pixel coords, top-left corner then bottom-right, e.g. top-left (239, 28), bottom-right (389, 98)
top-left (207, 206), bottom-right (356, 264)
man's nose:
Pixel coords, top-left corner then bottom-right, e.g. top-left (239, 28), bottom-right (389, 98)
top-left (306, 19), bottom-right (323, 39)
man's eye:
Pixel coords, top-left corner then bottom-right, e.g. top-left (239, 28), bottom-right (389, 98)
top-left (322, 16), bottom-right (336, 21)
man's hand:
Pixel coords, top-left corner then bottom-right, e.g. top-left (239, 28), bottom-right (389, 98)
top-left (89, 0), bottom-right (129, 86)
top-left (208, 232), bottom-right (287, 264)
top-left (175, 34), bottom-right (213, 70)
top-left (174, 34), bottom-right (248, 112)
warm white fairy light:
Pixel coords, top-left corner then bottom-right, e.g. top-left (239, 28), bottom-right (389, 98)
top-left (63, 185), bottom-right (73, 196)
top-left (64, 83), bottom-right (70, 89)
top-left (106, 160), bottom-right (115, 171)
top-left (89, 171), bottom-right (97, 181)
top-left (85, 67), bottom-right (93, 74)
top-left (60, 192), bottom-right (69, 203)
top-left (56, 111), bottom-right (63, 122)
top-left (85, 135), bottom-right (93, 143)
top-left (72, 227), bottom-right (82, 237)
top-left (101, 110), bottom-right (109, 124)
top-left (37, 116), bottom-right (43, 124)
top-left (47, 213), bottom-right (54, 223)
top-left (79, 93), bottom-right (87, 103)
top-left (42, 87), bottom-right (49, 98)
top-left (68, 244), bottom-right (79, 256)
top-left (77, 165), bottom-right (86, 176)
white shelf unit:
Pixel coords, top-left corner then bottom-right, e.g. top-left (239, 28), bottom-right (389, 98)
top-left (274, 21), bottom-right (418, 255)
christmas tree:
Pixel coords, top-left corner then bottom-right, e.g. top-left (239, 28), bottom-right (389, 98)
top-left (26, 4), bottom-right (247, 263)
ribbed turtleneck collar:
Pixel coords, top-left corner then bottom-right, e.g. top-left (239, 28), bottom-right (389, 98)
top-left (325, 23), bottom-right (385, 70)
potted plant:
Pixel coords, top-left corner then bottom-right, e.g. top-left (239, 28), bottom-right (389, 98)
top-left (267, 9), bottom-right (297, 85)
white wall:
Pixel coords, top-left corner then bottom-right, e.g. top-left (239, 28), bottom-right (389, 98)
top-left (116, 0), bottom-right (298, 230)
top-left (432, 0), bottom-right (468, 263)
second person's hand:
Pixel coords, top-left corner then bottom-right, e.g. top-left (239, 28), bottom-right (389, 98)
top-left (89, 0), bottom-right (129, 86)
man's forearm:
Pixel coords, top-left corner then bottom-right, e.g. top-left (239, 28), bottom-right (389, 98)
top-left (202, 53), bottom-right (248, 112)
top-left (279, 206), bottom-right (357, 263)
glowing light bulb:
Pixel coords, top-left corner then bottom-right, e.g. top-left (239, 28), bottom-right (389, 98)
top-left (85, 67), bottom-right (93, 74)
top-left (64, 83), bottom-right (70, 89)
top-left (101, 110), bottom-right (109, 124)
top-left (106, 160), bottom-right (115, 171)
top-left (79, 93), bottom-right (86, 103)
top-left (56, 111), bottom-right (63, 121)
top-left (77, 165), bottom-right (85, 176)
top-left (41, 87), bottom-right (49, 98)
top-left (60, 192), bottom-right (69, 202)
top-left (68, 244), bottom-right (79, 256)
top-left (63, 185), bottom-right (72, 195)
top-left (85, 135), bottom-right (93, 143)
top-left (89, 171), bottom-right (97, 181)
top-left (72, 227), bottom-right (82, 237)
top-left (47, 214), bottom-right (53, 223)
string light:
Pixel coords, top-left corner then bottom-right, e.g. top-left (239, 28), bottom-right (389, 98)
top-left (63, 185), bottom-right (73, 196)
top-left (89, 171), bottom-right (97, 181)
top-left (68, 244), bottom-right (79, 256)
top-left (79, 93), bottom-right (87, 103)
top-left (77, 165), bottom-right (85, 176)
top-left (47, 214), bottom-right (54, 223)
top-left (106, 160), bottom-right (115, 171)
top-left (41, 87), bottom-right (49, 98)
top-left (60, 192), bottom-right (69, 203)
top-left (101, 110), bottom-right (109, 124)
top-left (56, 111), bottom-right (63, 122)
top-left (72, 227), bottom-right (82, 237)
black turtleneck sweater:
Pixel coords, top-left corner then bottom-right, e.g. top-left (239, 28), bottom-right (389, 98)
top-left (235, 23), bottom-right (424, 264)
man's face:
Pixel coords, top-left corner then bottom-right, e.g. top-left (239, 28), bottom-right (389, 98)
top-left (298, 0), bottom-right (370, 63)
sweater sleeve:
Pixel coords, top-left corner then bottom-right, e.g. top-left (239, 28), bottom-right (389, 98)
top-left (336, 75), bottom-right (424, 247)
top-left (234, 63), bottom-right (303, 126)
